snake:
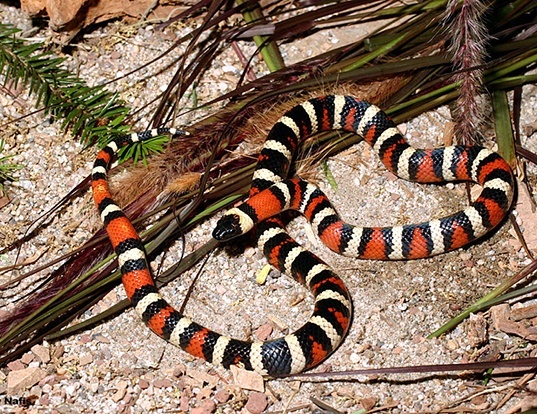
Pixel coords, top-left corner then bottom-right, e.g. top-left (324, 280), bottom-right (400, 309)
top-left (92, 95), bottom-right (514, 377)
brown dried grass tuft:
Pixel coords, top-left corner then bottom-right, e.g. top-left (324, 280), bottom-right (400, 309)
top-left (444, 0), bottom-right (489, 144)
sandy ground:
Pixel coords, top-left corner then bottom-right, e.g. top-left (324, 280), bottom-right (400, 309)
top-left (1, 2), bottom-right (537, 413)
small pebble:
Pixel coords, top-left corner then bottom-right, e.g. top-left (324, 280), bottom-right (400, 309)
top-left (39, 394), bottom-right (50, 406)
top-left (360, 397), bottom-right (378, 411)
top-left (180, 392), bottom-right (190, 412)
top-left (230, 366), bottom-right (264, 392)
top-left (191, 399), bottom-right (217, 414)
top-left (29, 384), bottom-right (42, 397)
top-left (245, 392), bottom-right (268, 414)
top-left (79, 354), bottom-right (93, 366)
top-left (52, 345), bottom-right (65, 359)
top-left (446, 339), bottom-right (459, 351)
top-left (79, 334), bottom-right (92, 344)
top-left (196, 386), bottom-right (213, 400)
top-left (214, 389), bottom-right (231, 403)
top-left (173, 364), bottom-right (186, 377)
top-left (153, 378), bottom-right (173, 389)
top-left (90, 381), bottom-right (99, 393)
top-left (7, 360), bottom-right (25, 371)
top-left (94, 334), bottom-right (111, 344)
top-left (31, 345), bottom-right (50, 363)
top-left (112, 387), bottom-right (126, 402)
top-left (349, 352), bottom-right (360, 363)
top-left (21, 352), bottom-right (34, 364)
top-left (255, 324), bottom-right (273, 341)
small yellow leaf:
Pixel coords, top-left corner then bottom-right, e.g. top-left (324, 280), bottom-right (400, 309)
top-left (256, 265), bottom-right (271, 285)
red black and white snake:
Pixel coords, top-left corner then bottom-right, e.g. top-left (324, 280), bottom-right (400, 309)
top-left (92, 95), bottom-right (514, 377)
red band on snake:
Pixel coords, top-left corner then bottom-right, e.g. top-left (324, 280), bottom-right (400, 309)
top-left (93, 96), bottom-right (514, 377)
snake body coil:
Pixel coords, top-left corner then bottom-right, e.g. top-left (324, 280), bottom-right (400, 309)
top-left (93, 96), bottom-right (514, 376)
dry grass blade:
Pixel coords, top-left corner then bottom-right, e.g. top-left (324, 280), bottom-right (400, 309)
top-left (290, 357), bottom-right (537, 379)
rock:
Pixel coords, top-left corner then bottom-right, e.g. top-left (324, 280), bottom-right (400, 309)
top-left (93, 334), bottom-right (110, 344)
top-left (179, 391), bottom-right (190, 412)
top-left (7, 360), bottom-right (25, 371)
top-left (153, 378), bottom-right (173, 389)
top-left (214, 389), bottom-right (231, 403)
top-left (230, 366), bottom-right (264, 392)
top-left (52, 344), bottom-right (65, 359)
top-left (197, 386), bottom-right (213, 400)
top-left (20, 0), bottom-right (45, 16)
top-left (359, 397), bottom-right (377, 411)
top-left (7, 367), bottom-right (46, 394)
top-left (79, 354), bottom-right (93, 366)
top-left (173, 364), bottom-right (186, 377)
top-left (112, 387), bottom-right (126, 402)
top-left (245, 392), bottom-right (268, 414)
top-left (255, 324), bottom-right (273, 341)
top-left (191, 399), bottom-right (217, 414)
top-left (186, 368), bottom-right (219, 387)
top-left (21, 352), bottom-right (34, 364)
top-left (39, 394), bottom-right (50, 406)
top-left (79, 334), bottom-right (92, 344)
top-left (31, 344), bottom-right (50, 363)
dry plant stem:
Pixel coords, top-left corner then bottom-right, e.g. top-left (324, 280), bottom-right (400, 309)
top-left (310, 397), bottom-right (344, 414)
top-left (437, 378), bottom-right (526, 412)
top-left (366, 403), bottom-right (400, 413)
top-left (509, 214), bottom-right (535, 261)
top-left (270, 403), bottom-right (311, 414)
top-left (289, 357), bottom-right (537, 380)
top-left (231, 41), bottom-right (257, 81)
top-left (496, 373), bottom-right (535, 412)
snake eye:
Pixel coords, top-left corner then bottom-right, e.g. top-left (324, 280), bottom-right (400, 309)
top-left (212, 214), bottom-right (242, 241)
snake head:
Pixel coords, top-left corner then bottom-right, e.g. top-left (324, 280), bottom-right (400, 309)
top-left (213, 208), bottom-right (256, 241)
top-left (212, 214), bottom-right (243, 241)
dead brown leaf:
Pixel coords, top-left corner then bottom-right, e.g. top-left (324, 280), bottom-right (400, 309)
top-left (20, 0), bottom-right (194, 38)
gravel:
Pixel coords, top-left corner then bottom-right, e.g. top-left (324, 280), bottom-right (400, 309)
top-left (1, 2), bottom-right (536, 413)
